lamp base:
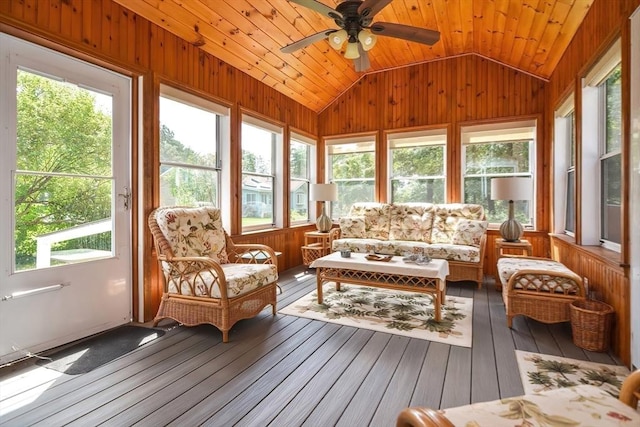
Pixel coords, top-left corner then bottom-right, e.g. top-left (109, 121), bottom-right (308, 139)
top-left (499, 218), bottom-right (523, 242)
top-left (316, 213), bottom-right (332, 233)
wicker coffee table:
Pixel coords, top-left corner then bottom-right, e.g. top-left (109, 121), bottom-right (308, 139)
top-left (310, 252), bottom-right (449, 321)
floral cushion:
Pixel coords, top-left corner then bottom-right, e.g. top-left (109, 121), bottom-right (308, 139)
top-left (431, 204), bottom-right (485, 244)
top-left (441, 385), bottom-right (640, 427)
top-left (155, 207), bottom-right (229, 274)
top-left (389, 203), bottom-right (435, 242)
top-left (331, 239), bottom-right (481, 263)
top-left (167, 263), bottom-right (277, 298)
top-left (497, 257), bottom-right (581, 293)
top-left (339, 216), bottom-right (366, 238)
top-left (348, 203), bottom-right (391, 239)
top-left (451, 219), bottom-right (488, 247)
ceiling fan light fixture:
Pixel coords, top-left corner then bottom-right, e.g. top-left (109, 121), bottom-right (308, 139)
top-left (344, 41), bottom-right (360, 59)
top-left (358, 29), bottom-right (377, 51)
top-left (328, 29), bottom-right (348, 50)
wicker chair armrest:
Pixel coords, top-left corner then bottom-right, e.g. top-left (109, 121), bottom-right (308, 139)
top-left (158, 255), bottom-right (229, 299)
top-left (227, 243), bottom-right (278, 267)
top-left (506, 268), bottom-right (585, 297)
top-left (619, 369), bottom-right (640, 409)
top-left (396, 407), bottom-right (454, 427)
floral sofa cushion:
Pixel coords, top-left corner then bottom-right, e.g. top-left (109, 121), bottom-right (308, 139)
top-left (441, 385), bottom-right (640, 427)
top-left (167, 263), bottom-right (277, 298)
top-left (338, 216), bottom-right (366, 238)
top-left (452, 219), bottom-right (488, 247)
top-left (388, 203), bottom-right (434, 242)
top-left (332, 239), bottom-right (481, 263)
top-left (155, 206), bottom-right (229, 274)
top-left (348, 202), bottom-right (391, 240)
top-left (431, 204), bottom-right (485, 244)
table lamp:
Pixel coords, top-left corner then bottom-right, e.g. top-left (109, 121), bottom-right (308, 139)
top-left (491, 177), bottom-right (532, 242)
top-left (310, 183), bottom-right (337, 232)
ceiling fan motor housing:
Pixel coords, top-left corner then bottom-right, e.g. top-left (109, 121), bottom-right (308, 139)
top-left (334, 1), bottom-right (373, 40)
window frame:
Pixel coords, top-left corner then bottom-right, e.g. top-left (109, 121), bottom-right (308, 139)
top-left (386, 128), bottom-right (447, 204)
top-left (289, 131), bottom-right (316, 226)
top-left (324, 133), bottom-right (377, 219)
top-left (460, 120), bottom-right (537, 228)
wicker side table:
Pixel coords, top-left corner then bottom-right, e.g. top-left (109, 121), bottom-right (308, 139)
top-left (301, 231), bottom-right (331, 266)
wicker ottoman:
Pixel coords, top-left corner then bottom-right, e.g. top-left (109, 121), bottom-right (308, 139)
top-left (497, 257), bottom-right (586, 327)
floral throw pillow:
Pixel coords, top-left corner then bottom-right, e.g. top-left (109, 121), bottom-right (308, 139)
top-left (339, 216), bottom-right (366, 238)
top-left (452, 219), bottom-right (488, 247)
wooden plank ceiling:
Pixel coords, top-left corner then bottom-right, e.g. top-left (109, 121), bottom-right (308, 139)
top-left (113, 0), bottom-right (594, 112)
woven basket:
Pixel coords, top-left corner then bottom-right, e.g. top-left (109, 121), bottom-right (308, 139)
top-left (570, 300), bottom-right (614, 352)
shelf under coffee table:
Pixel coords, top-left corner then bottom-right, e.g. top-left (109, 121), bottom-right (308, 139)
top-left (310, 252), bottom-right (450, 321)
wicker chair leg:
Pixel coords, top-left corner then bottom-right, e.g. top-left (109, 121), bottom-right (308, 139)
top-left (222, 329), bottom-right (229, 343)
top-left (271, 304), bottom-right (277, 315)
top-left (507, 315), bottom-right (513, 328)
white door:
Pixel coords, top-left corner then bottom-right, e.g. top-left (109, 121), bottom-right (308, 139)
top-left (0, 34), bottom-right (132, 365)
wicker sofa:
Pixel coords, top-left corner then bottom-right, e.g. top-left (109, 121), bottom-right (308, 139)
top-left (329, 203), bottom-right (487, 287)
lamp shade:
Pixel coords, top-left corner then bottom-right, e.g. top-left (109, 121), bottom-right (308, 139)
top-left (491, 177), bottom-right (532, 201)
top-left (310, 183), bottom-right (338, 202)
top-left (329, 29), bottom-right (348, 50)
top-left (358, 30), bottom-right (377, 51)
top-left (344, 42), bottom-right (360, 59)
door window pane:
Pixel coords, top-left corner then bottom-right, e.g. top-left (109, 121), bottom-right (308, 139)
top-left (15, 70), bottom-right (114, 271)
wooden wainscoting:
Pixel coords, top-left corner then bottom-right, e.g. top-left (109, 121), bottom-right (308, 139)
top-left (550, 235), bottom-right (630, 367)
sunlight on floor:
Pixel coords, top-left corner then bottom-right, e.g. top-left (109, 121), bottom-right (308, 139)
top-left (0, 364), bottom-right (67, 416)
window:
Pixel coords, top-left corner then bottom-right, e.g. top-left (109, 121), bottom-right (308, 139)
top-left (582, 39), bottom-right (621, 250)
top-left (241, 116), bottom-right (283, 230)
top-left (388, 129), bottom-right (446, 203)
top-left (553, 94), bottom-right (575, 235)
top-left (565, 111), bottom-right (576, 234)
top-left (290, 133), bottom-right (315, 225)
top-left (326, 135), bottom-right (376, 218)
top-left (600, 65), bottom-right (622, 246)
top-left (159, 85), bottom-right (228, 208)
top-left (461, 120), bottom-right (536, 225)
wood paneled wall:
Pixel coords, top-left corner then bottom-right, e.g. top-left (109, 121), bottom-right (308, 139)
top-left (0, 0), bottom-right (317, 321)
top-left (545, 0), bottom-right (640, 366)
top-left (484, 231), bottom-right (549, 278)
top-left (320, 55), bottom-right (546, 135)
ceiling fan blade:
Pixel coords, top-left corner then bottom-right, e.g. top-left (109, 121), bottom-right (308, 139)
top-left (354, 44), bottom-right (371, 72)
top-left (370, 22), bottom-right (440, 45)
top-left (358, 0), bottom-right (393, 20)
top-left (281, 30), bottom-right (337, 54)
top-left (288, 0), bottom-right (343, 20)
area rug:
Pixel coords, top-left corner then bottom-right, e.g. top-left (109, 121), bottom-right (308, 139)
top-left (515, 350), bottom-right (631, 397)
top-left (36, 325), bottom-right (165, 375)
top-left (280, 283), bottom-right (473, 347)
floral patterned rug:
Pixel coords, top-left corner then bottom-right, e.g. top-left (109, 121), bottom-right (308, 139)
top-left (515, 350), bottom-right (631, 398)
top-left (279, 283), bottom-right (473, 347)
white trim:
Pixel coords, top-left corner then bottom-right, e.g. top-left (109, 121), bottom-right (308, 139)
top-left (584, 39), bottom-right (621, 87)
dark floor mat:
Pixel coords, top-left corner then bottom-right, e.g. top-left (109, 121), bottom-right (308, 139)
top-left (36, 325), bottom-right (165, 375)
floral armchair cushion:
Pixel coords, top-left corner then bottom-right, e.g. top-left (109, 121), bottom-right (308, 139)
top-left (155, 206), bottom-right (229, 269)
top-left (451, 219), bottom-right (488, 247)
top-left (339, 216), bottom-right (366, 238)
top-left (431, 204), bottom-right (485, 244)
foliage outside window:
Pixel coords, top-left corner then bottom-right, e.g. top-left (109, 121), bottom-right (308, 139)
top-left (242, 120), bottom-right (280, 230)
top-left (388, 130), bottom-right (446, 203)
top-left (14, 70), bottom-right (113, 271)
top-left (565, 111), bottom-right (576, 234)
top-left (600, 64), bottom-right (622, 246)
top-left (327, 138), bottom-right (376, 218)
top-left (290, 134), bottom-right (313, 224)
top-left (462, 122), bottom-right (536, 225)
top-left (159, 88), bottom-right (222, 208)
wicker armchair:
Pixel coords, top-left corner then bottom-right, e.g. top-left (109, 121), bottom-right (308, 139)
top-left (148, 206), bottom-right (278, 342)
top-left (497, 256), bottom-right (585, 327)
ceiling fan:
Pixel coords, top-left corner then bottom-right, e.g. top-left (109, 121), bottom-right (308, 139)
top-left (281, 0), bottom-right (440, 72)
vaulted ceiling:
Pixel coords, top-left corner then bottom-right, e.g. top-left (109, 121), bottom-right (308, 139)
top-left (113, 0), bottom-right (594, 112)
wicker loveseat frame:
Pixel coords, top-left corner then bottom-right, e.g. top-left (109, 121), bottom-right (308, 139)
top-left (148, 206), bottom-right (278, 342)
top-left (497, 256), bottom-right (585, 327)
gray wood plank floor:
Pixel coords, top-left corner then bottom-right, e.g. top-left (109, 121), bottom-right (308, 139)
top-left (0, 267), bottom-right (622, 427)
